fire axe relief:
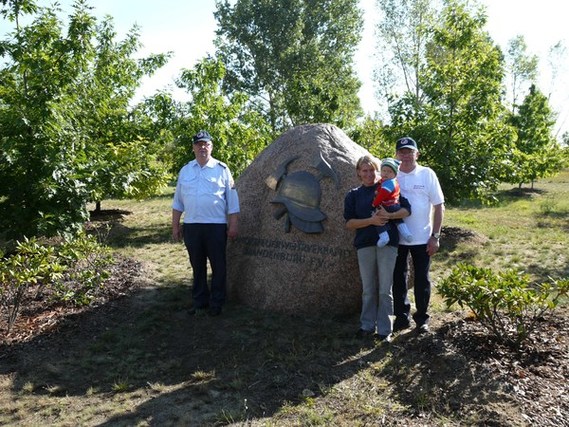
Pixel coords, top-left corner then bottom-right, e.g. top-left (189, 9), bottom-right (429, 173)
top-left (265, 153), bottom-right (340, 234)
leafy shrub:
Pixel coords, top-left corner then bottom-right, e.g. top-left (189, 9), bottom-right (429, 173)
top-left (0, 234), bottom-right (113, 331)
top-left (0, 238), bottom-right (65, 330)
top-left (51, 233), bottom-right (113, 305)
top-left (438, 263), bottom-right (569, 349)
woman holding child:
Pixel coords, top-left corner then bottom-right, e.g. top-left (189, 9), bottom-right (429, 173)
top-left (343, 155), bottom-right (411, 342)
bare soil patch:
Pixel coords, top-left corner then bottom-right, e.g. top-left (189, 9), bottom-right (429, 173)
top-left (441, 225), bottom-right (488, 247)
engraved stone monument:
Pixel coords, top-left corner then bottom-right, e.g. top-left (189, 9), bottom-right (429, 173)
top-left (227, 124), bottom-right (372, 315)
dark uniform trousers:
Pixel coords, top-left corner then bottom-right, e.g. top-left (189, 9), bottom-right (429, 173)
top-left (183, 223), bottom-right (228, 309)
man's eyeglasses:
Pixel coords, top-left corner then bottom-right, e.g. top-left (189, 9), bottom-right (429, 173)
top-left (194, 142), bottom-right (212, 148)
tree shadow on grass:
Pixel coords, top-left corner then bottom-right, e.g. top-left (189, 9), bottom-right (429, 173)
top-left (88, 209), bottom-right (132, 222)
top-left (0, 285), bottom-right (367, 424)
top-left (108, 222), bottom-right (172, 247)
top-left (450, 186), bottom-right (548, 211)
top-left (497, 187), bottom-right (547, 198)
top-left (536, 214), bottom-right (569, 233)
top-left (523, 261), bottom-right (569, 282)
top-left (371, 328), bottom-right (520, 426)
top-left (87, 219), bottom-right (172, 248)
top-left (0, 282), bottom-right (524, 426)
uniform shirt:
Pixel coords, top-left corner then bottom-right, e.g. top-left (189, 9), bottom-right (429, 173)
top-left (397, 164), bottom-right (444, 245)
top-left (344, 184), bottom-right (411, 250)
top-left (172, 157), bottom-right (240, 224)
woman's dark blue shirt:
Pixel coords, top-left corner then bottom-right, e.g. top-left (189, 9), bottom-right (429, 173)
top-left (344, 184), bottom-right (411, 249)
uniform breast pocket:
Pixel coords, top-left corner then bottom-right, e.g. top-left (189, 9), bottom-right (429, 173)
top-left (181, 176), bottom-right (199, 197)
top-left (204, 175), bottom-right (225, 196)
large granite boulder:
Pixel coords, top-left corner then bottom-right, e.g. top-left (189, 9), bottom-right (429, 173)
top-left (227, 124), bottom-right (372, 316)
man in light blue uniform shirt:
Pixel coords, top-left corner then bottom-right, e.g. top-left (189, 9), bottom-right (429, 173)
top-left (172, 130), bottom-right (240, 316)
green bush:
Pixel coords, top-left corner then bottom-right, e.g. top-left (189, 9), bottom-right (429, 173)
top-left (52, 233), bottom-right (113, 305)
top-left (0, 238), bottom-right (65, 330)
top-left (438, 263), bottom-right (569, 349)
top-left (0, 234), bottom-right (113, 331)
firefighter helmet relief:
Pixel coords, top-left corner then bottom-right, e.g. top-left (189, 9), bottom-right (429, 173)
top-left (266, 153), bottom-right (339, 234)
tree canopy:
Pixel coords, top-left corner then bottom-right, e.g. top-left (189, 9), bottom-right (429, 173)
top-left (506, 84), bottom-right (562, 187)
top-left (504, 35), bottom-right (539, 113)
top-left (373, 0), bottom-right (562, 203)
top-left (0, 0), bottom-right (170, 238)
top-left (214, 0), bottom-right (364, 133)
top-left (1, 0), bottom-right (566, 242)
top-left (165, 56), bottom-right (272, 178)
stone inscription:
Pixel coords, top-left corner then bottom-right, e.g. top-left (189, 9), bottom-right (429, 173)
top-left (238, 236), bottom-right (352, 269)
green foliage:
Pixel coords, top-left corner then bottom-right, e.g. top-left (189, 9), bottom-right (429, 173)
top-left (0, 0), bottom-right (38, 19)
top-left (411, 0), bottom-right (510, 203)
top-left (74, 16), bottom-right (171, 204)
top-left (0, 234), bottom-right (113, 330)
top-left (51, 233), bottom-right (113, 305)
top-left (166, 56), bottom-right (272, 178)
top-left (504, 84), bottom-right (562, 186)
top-left (349, 115), bottom-right (392, 157)
top-left (0, 0), bottom-right (170, 239)
top-left (85, 139), bottom-right (170, 204)
top-left (504, 35), bottom-right (538, 112)
top-left (0, 237), bottom-right (63, 330)
top-left (374, 0), bottom-right (434, 112)
top-left (438, 263), bottom-right (569, 349)
top-left (215, 0), bottom-right (363, 133)
top-left (375, 0), bottom-right (558, 204)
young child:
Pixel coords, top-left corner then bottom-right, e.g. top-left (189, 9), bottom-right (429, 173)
top-left (372, 158), bottom-right (413, 247)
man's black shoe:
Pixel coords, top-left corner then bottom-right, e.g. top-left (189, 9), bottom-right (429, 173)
top-left (188, 306), bottom-right (208, 315)
top-left (355, 328), bottom-right (375, 338)
top-left (416, 324), bottom-right (430, 334)
top-left (393, 319), bottom-right (411, 332)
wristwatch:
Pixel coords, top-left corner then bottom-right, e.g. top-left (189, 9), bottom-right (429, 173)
top-left (431, 232), bottom-right (441, 239)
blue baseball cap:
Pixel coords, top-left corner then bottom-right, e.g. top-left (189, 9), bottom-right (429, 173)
top-left (396, 137), bottom-right (418, 151)
top-left (192, 130), bottom-right (212, 144)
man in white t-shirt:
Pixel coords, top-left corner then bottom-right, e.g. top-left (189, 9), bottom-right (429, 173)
top-left (392, 137), bottom-right (445, 334)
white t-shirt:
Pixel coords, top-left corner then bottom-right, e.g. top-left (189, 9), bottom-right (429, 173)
top-left (397, 164), bottom-right (444, 245)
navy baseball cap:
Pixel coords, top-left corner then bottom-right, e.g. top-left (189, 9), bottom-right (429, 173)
top-left (396, 137), bottom-right (418, 151)
top-left (192, 130), bottom-right (212, 144)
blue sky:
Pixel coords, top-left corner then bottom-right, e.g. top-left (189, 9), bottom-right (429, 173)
top-left (16, 0), bottom-right (569, 137)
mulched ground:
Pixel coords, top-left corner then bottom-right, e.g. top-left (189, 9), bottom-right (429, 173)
top-left (0, 256), bottom-right (142, 345)
top-left (438, 312), bottom-right (569, 426)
